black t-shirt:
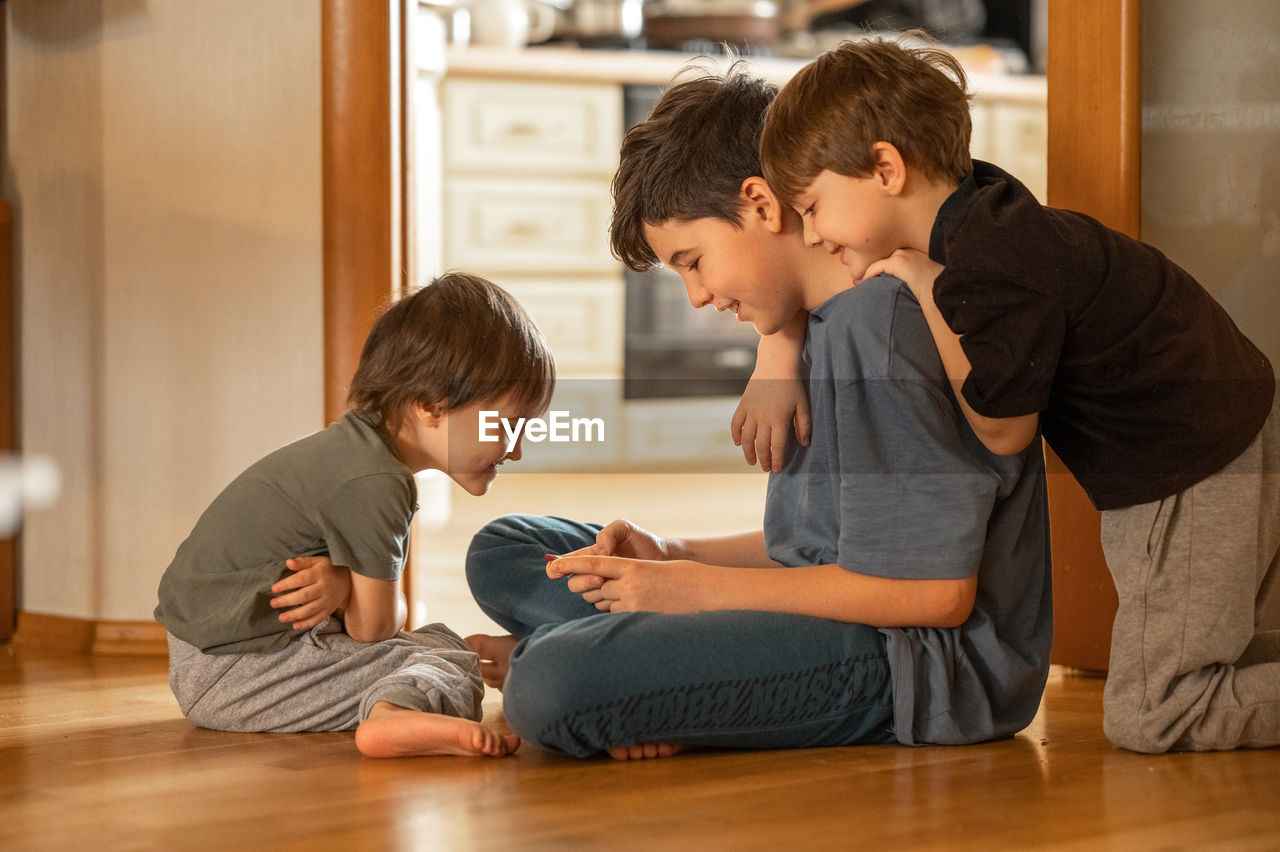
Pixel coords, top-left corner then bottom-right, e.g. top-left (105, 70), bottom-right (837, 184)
top-left (930, 161), bottom-right (1274, 510)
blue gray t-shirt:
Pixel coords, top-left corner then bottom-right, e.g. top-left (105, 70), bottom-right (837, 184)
top-left (764, 275), bottom-right (1052, 745)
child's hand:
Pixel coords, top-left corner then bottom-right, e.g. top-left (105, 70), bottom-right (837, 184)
top-left (731, 375), bottom-right (811, 473)
top-left (550, 555), bottom-right (715, 614)
top-left (270, 556), bottom-right (352, 631)
top-left (862, 249), bottom-right (945, 306)
top-left (548, 522), bottom-right (684, 611)
top-left (732, 312), bottom-right (812, 472)
top-left (552, 519), bottom-right (674, 564)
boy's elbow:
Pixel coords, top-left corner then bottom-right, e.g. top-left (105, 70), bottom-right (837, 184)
top-left (932, 599), bottom-right (973, 629)
top-left (926, 578), bottom-right (977, 628)
top-left (345, 616), bottom-right (400, 644)
top-left (972, 414), bottom-right (1038, 456)
top-left (978, 432), bottom-right (1033, 457)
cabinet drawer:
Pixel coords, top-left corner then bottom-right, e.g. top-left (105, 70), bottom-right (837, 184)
top-left (509, 380), bottom-right (622, 471)
top-left (444, 78), bottom-right (622, 175)
top-left (444, 176), bottom-right (617, 272)
top-left (623, 397), bottom-right (745, 467)
top-left (501, 277), bottom-right (623, 375)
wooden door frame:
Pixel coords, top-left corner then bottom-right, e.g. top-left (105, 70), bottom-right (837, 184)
top-left (1, 199), bottom-right (13, 641)
top-left (322, 0), bottom-right (412, 426)
top-left (1043, 0), bottom-right (1141, 671)
top-left (321, 0), bottom-right (417, 599)
top-left (2, 13), bottom-right (14, 640)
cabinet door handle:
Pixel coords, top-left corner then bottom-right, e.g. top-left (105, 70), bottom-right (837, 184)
top-left (505, 221), bottom-right (542, 238)
top-left (502, 122), bottom-right (542, 139)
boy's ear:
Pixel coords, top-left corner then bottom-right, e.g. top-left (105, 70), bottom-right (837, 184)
top-left (870, 142), bottom-right (908, 196)
top-left (412, 403), bottom-right (446, 429)
top-left (739, 176), bottom-right (787, 234)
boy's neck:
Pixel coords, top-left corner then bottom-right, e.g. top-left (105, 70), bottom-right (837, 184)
top-left (908, 177), bottom-right (961, 255)
top-left (799, 246), bottom-right (859, 309)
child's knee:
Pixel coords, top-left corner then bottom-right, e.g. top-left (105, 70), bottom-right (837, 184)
top-left (501, 636), bottom-right (599, 756)
top-left (1102, 682), bottom-right (1175, 753)
top-left (467, 514), bottom-right (545, 553)
top-left (1102, 705), bottom-right (1161, 753)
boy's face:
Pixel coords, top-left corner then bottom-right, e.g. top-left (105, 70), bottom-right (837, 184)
top-left (642, 213), bottom-right (805, 337)
top-left (792, 169), bottom-right (905, 282)
top-left (399, 394), bottom-right (534, 496)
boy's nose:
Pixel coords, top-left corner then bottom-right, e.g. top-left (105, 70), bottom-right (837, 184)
top-left (800, 217), bottom-right (823, 248)
top-left (684, 279), bottom-right (713, 309)
top-left (506, 435), bottom-right (523, 462)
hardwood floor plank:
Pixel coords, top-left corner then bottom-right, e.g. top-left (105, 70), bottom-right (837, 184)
top-left (3, 645), bottom-right (1278, 850)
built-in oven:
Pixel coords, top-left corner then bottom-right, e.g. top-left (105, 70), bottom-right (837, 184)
top-left (621, 84), bottom-right (761, 400)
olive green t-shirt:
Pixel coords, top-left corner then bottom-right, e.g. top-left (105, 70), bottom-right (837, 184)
top-left (154, 411), bottom-right (417, 654)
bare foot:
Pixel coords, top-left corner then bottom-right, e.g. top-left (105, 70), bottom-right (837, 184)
top-left (465, 634), bottom-right (518, 690)
top-left (355, 701), bottom-right (520, 758)
top-left (606, 743), bottom-right (689, 761)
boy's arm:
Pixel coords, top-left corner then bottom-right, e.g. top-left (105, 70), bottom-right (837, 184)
top-left (270, 556), bottom-right (352, 631)
top-left (865, 250), bottom-right (1039, 456)
top-left (549, 554), bottom-right (976, 628)
top-left (342, 572), bottom-right (407, 643)
top-left (731, 310), bottom-right (811, 472)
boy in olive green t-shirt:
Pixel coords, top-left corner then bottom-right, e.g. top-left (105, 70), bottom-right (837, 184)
top-left (155, 272), bottom-right (554, 758)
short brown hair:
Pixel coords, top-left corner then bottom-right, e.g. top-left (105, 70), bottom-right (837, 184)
top-left (610, 63), bottom-right (777, 272)
top-left (347, 272), bottom-right (555, 434)
top-left (761, 36), bottom-right (972, 205)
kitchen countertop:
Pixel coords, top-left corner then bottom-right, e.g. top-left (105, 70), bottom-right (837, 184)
top-left (446, 44), bottom-right (1046, 101)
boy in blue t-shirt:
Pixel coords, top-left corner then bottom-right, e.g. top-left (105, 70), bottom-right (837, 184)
top-left (759, 37), bottom-right (1278, 752)
top-left (463, 66), bottom-right (1052, 759)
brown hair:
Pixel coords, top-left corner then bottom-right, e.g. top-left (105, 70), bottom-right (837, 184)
top-left (760, 35), bottom-right (972, 205)
top-left (347, 272), bottom-right (555, 434)
top-left (610, 63), bottom-right (778, 272)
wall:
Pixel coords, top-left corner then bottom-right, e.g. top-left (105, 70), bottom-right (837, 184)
top-left (1141, 0), bottom-right (1280, 630)
top-left (1141, 0), bottom-right (1280, 308)
top-left (3, 0), bottom-right (324, 622)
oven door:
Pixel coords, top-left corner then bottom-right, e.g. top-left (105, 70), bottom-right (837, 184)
top-left (624, 263), bottom-right (760, 399)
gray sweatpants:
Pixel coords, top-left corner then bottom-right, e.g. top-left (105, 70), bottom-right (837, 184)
top-left (1100, 398), bottom-right (1280, 752)
top-left (166, 620), bottom-right (484, 733)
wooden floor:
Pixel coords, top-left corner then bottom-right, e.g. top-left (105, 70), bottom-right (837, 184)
top-left (2, 646), bottom-right (1278, 851)
top-left (6, 473), bottom-right (1280, 849)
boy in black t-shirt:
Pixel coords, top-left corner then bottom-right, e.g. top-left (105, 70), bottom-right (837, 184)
top-left (757, 36), bottom-right (1280, 753)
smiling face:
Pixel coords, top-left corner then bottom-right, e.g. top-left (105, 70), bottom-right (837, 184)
top-left (642, 213), bottom-right (808, 337)
top-left (791, 168), bottom-right (909, 283)
top-left (394, 393), bottom-right (535, 496)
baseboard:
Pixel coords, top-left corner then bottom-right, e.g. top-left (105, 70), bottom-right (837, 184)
top-left (13, 611), bottom-right (169, 656)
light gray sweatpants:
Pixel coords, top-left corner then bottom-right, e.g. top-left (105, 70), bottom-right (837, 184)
top-left (1100, 399), bottom-right (1280, 753)
top-left (166, 620), bottom-right (484, 733)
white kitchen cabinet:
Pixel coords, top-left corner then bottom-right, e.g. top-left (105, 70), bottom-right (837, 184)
top-left (443, 176), bottom-right (619, 272)
top-left (500, 278), bottom-right (622, 375)
top-left (623, 397), bottom-right (744, 467)
top-left (970, 96), bottom-right (1048, 201)
top-left (443, 79), bottom-right (622, 175)
top-left (442, 75), bottom-right (625, 470)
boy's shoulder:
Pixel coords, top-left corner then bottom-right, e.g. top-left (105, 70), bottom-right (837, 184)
top-left (241, 411), bottom-right (407, 488)
top-left (812, 274), bottom-right (942, 383)
top-left (814, 273), bottom-right (909, 328)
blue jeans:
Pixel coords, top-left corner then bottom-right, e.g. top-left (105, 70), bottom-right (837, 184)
top-left (466, 514), bottom-right (896, 757)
